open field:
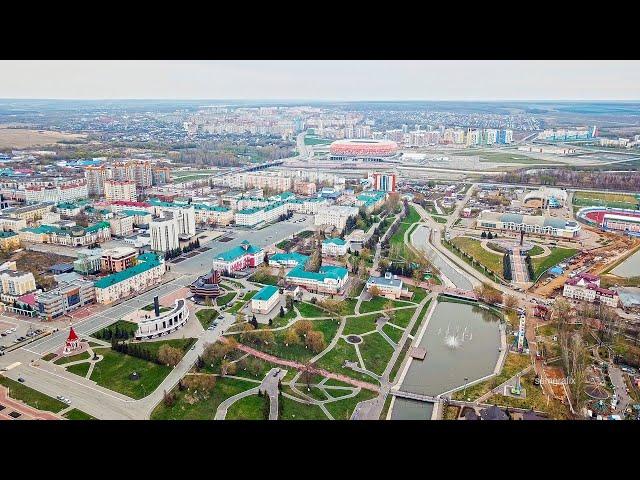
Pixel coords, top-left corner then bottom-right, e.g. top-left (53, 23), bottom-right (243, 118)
top-left (573, 190), bottom-right (639, 209)
top-left (0, 376), bottom-right (67, 413)
top-left (0, 127), bottom-right (87, 148)
top-left (531, 247), bottom-right (577, 279)
top-left (451, 236), bottom-right (504, 275)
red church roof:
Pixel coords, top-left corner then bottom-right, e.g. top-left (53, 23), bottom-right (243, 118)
top-left (67, 327), bottom-right (78, 341)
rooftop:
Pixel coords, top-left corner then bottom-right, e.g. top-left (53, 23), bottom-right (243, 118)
top-left (253, 285), bottom-right (279, 302)
top-left (94, 252), bottom-right (162, 289)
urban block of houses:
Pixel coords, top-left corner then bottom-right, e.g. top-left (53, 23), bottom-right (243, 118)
top-left (285, 265), bottom-right (349, 294)
top-left (211, 240), bottom-right (265, 275)
top-left (251, 284), bottom-right (280, 314)
top-left (18, 221), bottom-right (112, 246)
top-left (355, 190), bottom-right (387, 211)
top-left (322, 237), bottom-right (349, 256)
top-left (94, 252), bottom-right (166, 304)
top-left (193, 203), bottom-right (233, 226)
top-left (563, 272), bottom-right (619, 307)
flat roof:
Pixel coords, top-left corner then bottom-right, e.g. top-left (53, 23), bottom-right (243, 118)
top-left (253, 285), bottom-right (279, 301)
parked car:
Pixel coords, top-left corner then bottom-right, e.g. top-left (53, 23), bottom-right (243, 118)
top-left (18, 377), bottom-right (25, 383)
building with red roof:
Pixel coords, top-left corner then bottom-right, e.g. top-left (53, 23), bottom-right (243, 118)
top-left (563, 272), bottom-right (619, 307)
top-left (63, 326), bottom-right (79, 354)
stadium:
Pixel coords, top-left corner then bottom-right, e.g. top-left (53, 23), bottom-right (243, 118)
top-left (329, 139), bottom-right (399, 162)
top-left (577, 206), bottom-right (640, 237)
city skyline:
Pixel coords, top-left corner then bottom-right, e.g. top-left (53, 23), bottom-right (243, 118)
top-left (1, 60), bottom-right (640, 101)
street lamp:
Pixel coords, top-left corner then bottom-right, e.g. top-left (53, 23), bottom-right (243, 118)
top-left (463, 377), bottom-right (469, 400)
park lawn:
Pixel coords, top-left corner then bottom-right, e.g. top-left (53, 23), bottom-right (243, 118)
top-left (452, 352), bottom-right (531, 401)
top-left (42, 353), bottom-right (57, 361)
top-left (64, 409), bottom-right (96, 420)
top-left (297, 301), bottom-right (329, 318)
top-left (359, 296), bottom-right (412, 314)
top-left (246, 318), bottom-right (340, 363)
top-left (431, 215), bottom-right (448, 224)
top-left (0, 376), bottom-right (67, 413)
top-left (268, 307), bottom-right (297, 328)
top-left (409, 299), bottom-right (432, 337)
top-left (322, 377), bottom-right (355, 388)
top-left (358, 332), bottom-right (395, 376)
top-left (142, 304), bottom-right (171, 313)
top-left (92, 320), bottom-right (137, 340)
top-left (389, 307), bottom-right (417, 329)
top-left (295, 385), bottom-right (329, 402)
top-left (227, 301), bottom-right (247, 315)
top-left (407, 285), bottom-right (428, 303)
top-left (380, 394), bottom-right (394, 420)
top-left (216, 292), bottom-right (236, 307)
top-left (196, 308), bottom-right (219, 329)
top-left (342, 298), bottom-right (358, 316)
top-left (250, 273), bottom-right (279, 286)
top-left (531, 247), bottom-right (577, 279)
top-left (66, 362), bottom-right (91, 378)
top-left (488, 371), bottom-right (571, 419)
top-left (280, 395), bottom-right (328, 420)
top-left (323, 387), bottom-right (356, 400)
top-left (388, 341), bottom-right (410, 384)
top-left (451, 236), bottom-right (504, 275)
top-left (382, 323), bottom-right (404, 344)
top-left (324, 389), bottom-right (378, 420)
top-left (537, 323), bottom-right (558, 337)
top-left (136, 338), bottom-right (196, 359)
top-left (151, 376), bottom-right (257, 420)
top-left (90, 349), bottom-right (173, 399)
top-left (225, 393), bottom-right (267, 420)
top-left (528, 245), bottom-right (545, 256)
top-left (403, 205), bottom-right (421, 224)
top-left (54, 351), bottom-right (92, 365)
top-left (315, 339), bottom-right (377, 384)
top-left (220, 279), bottom-right (244, 289)
top-left (343, 313), bottom-right (380, 335)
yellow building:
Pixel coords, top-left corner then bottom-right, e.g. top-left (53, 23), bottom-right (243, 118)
top-left (0, 231), bottom-right (20, 250)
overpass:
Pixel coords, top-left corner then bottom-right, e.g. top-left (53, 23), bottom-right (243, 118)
top-left (390, 390), bottom-right (438, 403)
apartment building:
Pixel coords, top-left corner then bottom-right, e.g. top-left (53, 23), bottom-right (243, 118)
top-left (104, 180), bottom-right (137, 202)
top-left (94, 252), bottom-right (166, 304)
top-left (36, 279), bottom-right (96, 320)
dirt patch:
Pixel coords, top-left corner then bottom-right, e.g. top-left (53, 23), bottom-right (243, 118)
top-left (0, 127), bottom-right (87, 149)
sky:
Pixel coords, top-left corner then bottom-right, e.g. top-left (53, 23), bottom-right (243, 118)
top-left (1, 60), bottom-right (639, 101)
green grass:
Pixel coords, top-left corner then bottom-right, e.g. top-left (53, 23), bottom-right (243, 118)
top-left (196, 308), bottom-right (219, 329)
top-left (225, 393), bottom-right (267, 420)
top-left (389, 206), bottom-right (420, 247)
top-left (528, 245), bottom-right (545, 256)
top-left (304, 135), bottom-right (333, 146)
top-left (136, 338), bottom-right (196, 359)
top-left (451, 236), bottom-right (504, 275)
top-left (342, 298), bottom-right (358, 315)
top-left (297, 302), bottom-right (329, 318)
top-left (407, 285), bottom-right (428, 303)
top-left (382, 323), bottom-right (404, 344)
top-left (64, 409), bottom-right (96, 420)
top-left (90, 349), bottom-right (173, 399)
top-left (243, 318), bottom-right (340, 363)
top-left (343, 313), bottom-right (380, 335)
top-left (409, 299), bottom-right (432, 337)
top-left (573, 190), bottom-right (639, 209)
top-left (151, 376), bottom-right (257, 420)
top-left (390, 307), bottom-right (417, 329)
top-left (0, 376), bottom-right (67, 413)
top-left (358, 332), bottom-right (395, 376)
top-left (66, 362), bottom-right (91, 378)
top-left (295, 385), bottom-right (329, 402)
top-left (142, 304), bottom-right (171, 313)
top-left (280, 395), bottom-right (328, 420)
top-left (216, 292), bottom-right (236, 307)
top-left (431, 215), bottom-right (448, 223)
top-left (452, 352), bottom-right (531, 401)
top-left (359, 296), bottom-right (413, 314)
top-left (531, 247), bottom-right (577, 279)
top-left (42, 353), bottom-right (57, 361)
top-left (315, 339), bottom-right (378, 384)
top-left (54, 351), bottom-right (92, 365)
top-left (92, 320), bottom-right (137, 340)
top-left (250, 272), bottom-right (279, 286)
top-left (324, 388), bottom-right (378, 420)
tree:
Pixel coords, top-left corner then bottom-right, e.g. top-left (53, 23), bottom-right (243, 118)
top-left (305, 330), bottom-right (326, 353)
top-left (300, 362), bottom-right (316, 389)
top-left (279, 305), bottom-right (285, 318)
top-left (504, 295), bottom-right (519, 310)
top-left (162, 389), bottom-right (176, 407)
top-left (294, 320), bottom-right (314, 336)
top-left (284, 327), bottom-right (300, 346)
top-left (369, 285), bottom-right (381, 297)
top-left (158, 345), bottom-right (183, 367)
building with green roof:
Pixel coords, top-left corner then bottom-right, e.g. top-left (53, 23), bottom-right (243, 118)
top-left (286, 264), bottom-right (348, 294)
top-left (18, 221), bottom-right (111, 246)
top-left (211, 240), bottom-right (265, 274)
top-left (251, 285), bottom-right (280, 314)
top-left (94, 252), bottom-right (166, 304)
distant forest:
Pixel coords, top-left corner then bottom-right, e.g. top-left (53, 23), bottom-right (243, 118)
top-left (495, 169), bottom-right (640, 192)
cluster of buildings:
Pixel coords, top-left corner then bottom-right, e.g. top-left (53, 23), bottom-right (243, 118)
top-left (84, 160), bottom-right (171, 196)
top-left (537, 126), bottom-right (597, 142)
top-left (578, 207), bottom-right (640, 237)
top-left (563, 272), bottom-right (619, 308)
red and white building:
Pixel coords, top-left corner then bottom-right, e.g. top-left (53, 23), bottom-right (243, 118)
top-left (211, 240), bottom-right (265, 274)
top-left (563, 272), bottom-right (619, 307)
top-left (24, 181), bottom-right (88, 204)
top-left (370, 172), bottom-right (397, 192)
top-left (63, 326), bottom-right (79, 354)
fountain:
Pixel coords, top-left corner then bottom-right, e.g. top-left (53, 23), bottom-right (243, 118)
top-left (444, 335), bottom-right (460, 349)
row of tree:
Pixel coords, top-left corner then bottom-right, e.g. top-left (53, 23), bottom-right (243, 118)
top-left (164, 238), bottom-right (201, 260)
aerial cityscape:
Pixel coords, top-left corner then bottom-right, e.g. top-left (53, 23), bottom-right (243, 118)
top-left (2, 60), bottom-right (640, 421)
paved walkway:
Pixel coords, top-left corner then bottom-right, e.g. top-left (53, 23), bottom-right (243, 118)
top-left (220, 337), bottom-right (380, 392)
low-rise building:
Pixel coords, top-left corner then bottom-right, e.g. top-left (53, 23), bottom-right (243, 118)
top-left (211, 240), bottom-right (265, 274)
top-left (108, 214), bottom-right (134, 237)
top-left (101, 247), bottom-right (138, 273)
top-left (477, 211), bottom-right (581, 238)
top-left (0, 270), bottom-right (36, 302)
top-left (36, 279), bottom-right (96, 320)
top-left (322, 237), bottom-right (349, 256)
top-left (563, 272), bottom-right (619, 307)
top-left (314, 205), bottom-right (359, 232)
top-left (251, 285), bottom-right (280, 314)
top-left (135, 298), bottom-right (189, 340)
top-left (193, 204), bottom-right (234, 226)
top-left (285, 265), bottom-right (349, 294)
top-left (73, 253), bottom-right (102, 275)
top-left (18, 221), bottom-right (111, 246)
top-left (366, 272), bottom-right (405, 299)
top-left (268, 252), bottom-right (309, 268)
top-left (94, 252), bottom-right (166, 305)
top-left (0, 215), bottom-right (27, 232)
top-left (0, 231), bottom-right (20, 250)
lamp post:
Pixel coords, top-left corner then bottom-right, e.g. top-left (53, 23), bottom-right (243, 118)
top-left (463, 377), bottom-right (469, 400)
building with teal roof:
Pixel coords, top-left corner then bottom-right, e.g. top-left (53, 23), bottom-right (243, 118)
top-left (211, 240), bottom-right (265, 274)
top-left (322, 236), bottom-right (349, 256)
top-left (268, 252), bottom-right (309, 268)
top-left (94, 252), bottom-right (166, 304)
top-left (18, 221), bottom-right (112, 246)
top-left (285, 264), bottom-right (349, 294)
top-left (251, 284), bottom-right (280, 314)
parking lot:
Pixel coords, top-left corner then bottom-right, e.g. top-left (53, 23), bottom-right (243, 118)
top-left (0, 315), bottom-right (47, 354)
